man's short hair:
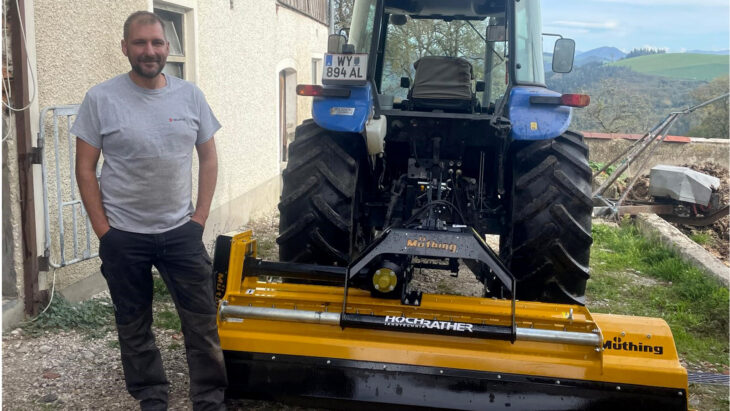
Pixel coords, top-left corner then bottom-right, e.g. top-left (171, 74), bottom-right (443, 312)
top-left (123, 11), bottom-right (166, 40)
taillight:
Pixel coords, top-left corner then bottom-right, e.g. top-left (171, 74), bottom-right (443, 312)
top-left (297, 85), bottom-right (324, 96)
top-left (296, 84), bottom-right (351, 98)
top-left (560, 94), bottom-right (590, 107)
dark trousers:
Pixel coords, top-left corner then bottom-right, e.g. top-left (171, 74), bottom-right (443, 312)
top-left (99, 220), bottom-right (227, 411)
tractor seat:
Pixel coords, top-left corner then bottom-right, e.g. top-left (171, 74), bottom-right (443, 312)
top-left (408, 56), bottom-right (476, 113)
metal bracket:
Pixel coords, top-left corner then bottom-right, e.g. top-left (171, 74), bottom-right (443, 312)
top-left (37, 255), bottom-right (49, 272)
top-left (342, 227), bottom-right (518, 342)
top-left (24, 147), bottom-right (42, 165)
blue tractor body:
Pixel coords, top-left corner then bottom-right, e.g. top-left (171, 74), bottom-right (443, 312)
top-left (281, 0), bottom-right (593, 308)
top-left (311, 84), bottom-right (572, 140)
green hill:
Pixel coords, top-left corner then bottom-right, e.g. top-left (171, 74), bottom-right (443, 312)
top-left (609, 53), bottom-right (728, 81)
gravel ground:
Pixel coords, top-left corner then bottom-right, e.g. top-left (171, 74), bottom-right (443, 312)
top-left (1, 211), bottom-right (311, 411)
top-left (1, 212), bottom-right (723, 409)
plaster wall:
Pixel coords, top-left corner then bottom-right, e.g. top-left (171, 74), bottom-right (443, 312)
top-left (195, 1), bottom-right (327, 242)
top-left (30, 0), bottom-right (147, 291)
top-left (22, 1), bottom-right (326, 294)
top-left (195, 1), bottom-right (326, 207)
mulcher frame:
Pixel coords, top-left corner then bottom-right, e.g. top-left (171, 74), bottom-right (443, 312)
top-left (215, 230), bottom-right (689, 410)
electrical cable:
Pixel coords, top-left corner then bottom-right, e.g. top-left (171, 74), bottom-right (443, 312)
top-left (2, 0), bottom-right (38, 112)
top-left (1, 0), bottom-right (14, 142)
top-left (19, 266), bottom-right (57, 324)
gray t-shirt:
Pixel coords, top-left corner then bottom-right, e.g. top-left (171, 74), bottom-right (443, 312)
top-left (71, 73), bottom-right (221, 234)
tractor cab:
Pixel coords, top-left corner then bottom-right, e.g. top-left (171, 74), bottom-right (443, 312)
top-left (340, 0), bottom-right (576, 115)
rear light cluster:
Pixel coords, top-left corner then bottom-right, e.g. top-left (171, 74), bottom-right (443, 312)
top-left (560, 94), bottom-right (591, 107)
top-left (296, 85), bottom-right (351, 98)
top-left (529, 93), bottom-right (590, 108)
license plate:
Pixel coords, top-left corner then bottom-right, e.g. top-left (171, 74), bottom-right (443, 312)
top-left (323, 53), bottom-right (368, 85)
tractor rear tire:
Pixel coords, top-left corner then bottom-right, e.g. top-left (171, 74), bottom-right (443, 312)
top-left (500, 131), bottom-right (593, 305)
top-left (277, 120), bottom-right (365, 265)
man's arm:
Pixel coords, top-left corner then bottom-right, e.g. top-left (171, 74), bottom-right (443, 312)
top-left (191, 137), bottom-right (218, 227)
top-left (75, 138), bottom-right (110, 239)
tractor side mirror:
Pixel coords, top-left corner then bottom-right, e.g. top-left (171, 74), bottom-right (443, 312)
top-left (400, 77), bottom-right (410, 88)
top-left (552, 38), bottom-right (576, 73)
top-left (328, 34), bottom-right (347, 53)
top-left (475, 81), bottom-right (485, 92)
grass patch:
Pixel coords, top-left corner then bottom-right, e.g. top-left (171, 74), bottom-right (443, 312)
top-left (589, 161), bottom-right (616, 176)
top-left (610, 53), bottom-right (729, 81)
top-left (688, 384), bottom-right (730, 411)
top-left (154, 309), bottom-right (181, 331)
top-left (589, 222), bottom-right (729, 368)
top-left (21, 295), bottom-right (115, 339)
top-left (689, 230), bottom-right (713, 246)
top-left (153, 273), bottom-right (172, 302)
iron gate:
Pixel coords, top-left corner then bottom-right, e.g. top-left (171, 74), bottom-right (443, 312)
top-left (38, 104), bottom-right (98, 268)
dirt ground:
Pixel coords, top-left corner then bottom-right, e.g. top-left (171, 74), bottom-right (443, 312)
top-left (622, 161), bottom-right (729, 263)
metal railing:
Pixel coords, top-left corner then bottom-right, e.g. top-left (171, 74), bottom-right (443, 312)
top-left (592, 93), bottom-right (730, 216)
top-left (38, 104), bottom-right (98, 268)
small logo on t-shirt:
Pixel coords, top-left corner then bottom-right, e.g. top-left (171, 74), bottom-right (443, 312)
top-left (169, 117), bottom-right (186, 123)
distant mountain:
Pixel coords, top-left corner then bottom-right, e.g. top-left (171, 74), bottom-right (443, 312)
top-left (575, 47), bottom-right (626, 66)
top-left (610, 53), bottom-right (729, 81)
top-left (685, 50), bottom-right (730, 55)
top-left (544, 46), bottom-right (625, 73)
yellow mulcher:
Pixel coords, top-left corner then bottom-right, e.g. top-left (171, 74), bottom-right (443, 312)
top-left (214, 229), bottom-right (688, 410)
top-left (215, 0), bottom-right (689, 408)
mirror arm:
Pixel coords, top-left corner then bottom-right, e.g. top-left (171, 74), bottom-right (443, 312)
top-left (542, 33), bottom-right (564, 39)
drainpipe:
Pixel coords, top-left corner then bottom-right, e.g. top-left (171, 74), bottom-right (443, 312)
top-left (329, 0), bottom-right (334, 34)
top-left (10, 0), bottom-right (42, 316)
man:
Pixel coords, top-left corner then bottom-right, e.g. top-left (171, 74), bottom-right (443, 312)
top-left (73, 11), bottom-right (226, 411)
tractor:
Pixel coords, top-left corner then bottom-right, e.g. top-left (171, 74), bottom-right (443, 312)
top-left (214, 1), bottom-right (689, 409)
top-left (280, 0), bottom-right (591, 305)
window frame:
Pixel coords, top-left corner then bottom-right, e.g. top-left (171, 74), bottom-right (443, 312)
top-left (153, 1), bottom-right (196, 82)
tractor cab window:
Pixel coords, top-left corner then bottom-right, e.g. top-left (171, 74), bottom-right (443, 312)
top-left (513, 0), bottom-right (545, 85)
top-left (380, 15), bottom-right (502, 106)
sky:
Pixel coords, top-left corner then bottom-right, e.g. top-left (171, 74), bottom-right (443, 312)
top-left (541, 0), bottom-right (730, 54)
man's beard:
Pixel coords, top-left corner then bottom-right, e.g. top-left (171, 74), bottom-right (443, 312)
top-left (130, 57), bottom-right (166, 79)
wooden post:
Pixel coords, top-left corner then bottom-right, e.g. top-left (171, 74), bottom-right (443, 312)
top-left (10, 0), bottom-right (41, 316)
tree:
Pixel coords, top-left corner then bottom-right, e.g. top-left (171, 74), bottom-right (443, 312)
top-left (577, 78), bottom-right (655, 134)
top-left (333, 0), bottom-right (354, 34)
top-left (688, 76), bottom-right (729, 139)
top-left (624, 48), bottom-right (667, 59)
